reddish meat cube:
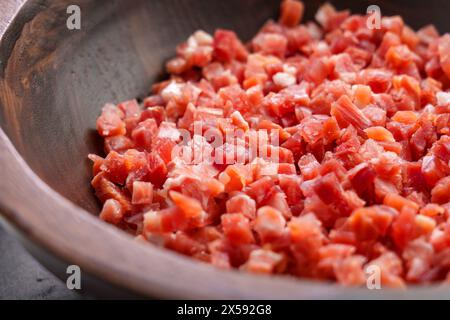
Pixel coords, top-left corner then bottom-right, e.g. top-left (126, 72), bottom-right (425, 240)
top-left (431, 176), bottom-right (450, 204)
top-left (91, 173), bottom-right (131, 213)
top-left (309, 80), bottom-right (351, 114)
top-left (221, 213), bottom-right (255, 245)
top-left (323, 116), bottom-right (340, 144)
top-left (305, 58), bottom-right (330, 85)
top-left (226, 194), bottom-right (257, 219)
top-left (96, 103), bottom-right (126, 137)
top-left (298, 154), bottom-right (320, 180)
top-left (315, 3), bottom-right (350, 31)
top-left (331, 95), bottom-right (371, 133)
top-left (288, 213), bottom-right (325, 261)
top-left (99, 199), bottom-right (124, 225)
top-left (401, 26), bottom-right (420, 49)
top-left (166, 56), bottom-right (188, 75)
top-left (244, 176), bottom-right (275, 204)
top-left (242, 249), bottom-right (284, 274)
top-left (410, 125), bottom-right (435, 160)
top-left (313, 172), bottom-right (343, 205)
top-left (392, 110), bottom-right (418, 124)
top-left (403, 162), bottom-right (426, 193)
top-left (300, 116), bottom-right (326, 145)
top-left (431, 136), bottom-right (450, 163)
top-left (104, 135), bottom-right (134, 153)
top-left (391, 206), bottom-right (418, 250)
top-left (422, 155), bottom-right (448, 188)
top-left (263, 84), bottom-right (310, 117)
top-left (359, 69), bottom-right (393, 94)
top-left (132, 181), bottom-right (154, 205)
top-left (385, 45), bottom-right (416, 69)
top-left (140, 106), bottom-right (166, 125)
top-left (278, 174), bottom-right (303, 205)
top-left (118, 99), bottom-right (140, 119)
top-left (383, 193), bottom-right (419, 212)
top-left (285, 25), bottom-right (312, 53)
top-left (218, 84), bottom-right (252, 114)
top-left (417, 25), bottom-right (439, 44)
top-left (264, 145), bottom-right (294, 163)
top-left (164, 231), bottom-right (207, 257)
top-left (281, 131), bottom-right (304, 161)
top-left (264, 190), bottom-right (292, 219)
top-left (435, 114), bottom-right (450, 135)
top-left (170, 191), bottom-right (204, 220)
top-left (420, 77), bottom-right (442, 106)
top-left (277, 163), bottom-right (297, 175)
top-left (203, 62), bottom-right (239, 90)
top-left (318, 243), bottom-right (356, 275)
top-left (279, 0), bottom-right (304, 28)
top-left (438, 34), bottom-right (450, 79)
top-left (347, 163), bottom-right (376, 201)
top-left (143, 94), bottom-right (164, 107)
top-left (123, 149), bottom-right (149, 172)
top-left (353, 85), bottom-right (372, 108)
top-left (219, 164), bottom-right (252, 193)
top-left (420, 203), bottom-right (446, 218)
top-left (252, 33), bottom-right (288, 58)
top-left (347, 206), bottom-right (397, 242)
top-left (88, 154), bottom-right (104, 176)
top-left (254, 206), bottom-right (286, 243)
top-left (402, 238), bottom-right (433, 282)
top-left (143, 207), bottom-right (186, 234)
top-left (364, 126), bottom-right (395, 142)
top-left (131, 119), bottom-right (158, 152)
top-left (146, 152), bottom-right (168, 188)
top-left (334, 255), bottom-right (367, 286)
top-left (319, 158), bottom-right (347, 180)
top-left (213, 29), bottom-right (248, 63)
top-left (100, 151), bottom-right (128, 184)
top-left (152, 137), bottom-right (176, 164)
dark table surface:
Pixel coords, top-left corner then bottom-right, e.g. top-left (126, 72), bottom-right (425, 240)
top-left (0, 223), bottom-right (83, 300)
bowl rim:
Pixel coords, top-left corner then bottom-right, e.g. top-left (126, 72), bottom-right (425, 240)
top-left (1, 0), bottom-right (450, 299)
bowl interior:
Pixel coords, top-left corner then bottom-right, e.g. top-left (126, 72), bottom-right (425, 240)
top-left (1, 0), bottom-right (450, 300)
top-left (0, 0), bottom-right (449, 214)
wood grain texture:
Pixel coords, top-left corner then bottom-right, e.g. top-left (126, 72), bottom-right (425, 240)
top-left (1, 0), bottom-right (450, 298)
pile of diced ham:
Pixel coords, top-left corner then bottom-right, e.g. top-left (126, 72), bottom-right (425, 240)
top-left (90, 0), bottom-right (450, 287)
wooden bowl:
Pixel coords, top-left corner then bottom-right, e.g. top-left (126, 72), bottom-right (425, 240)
top-left (1, 0), bottom-right (450, 299)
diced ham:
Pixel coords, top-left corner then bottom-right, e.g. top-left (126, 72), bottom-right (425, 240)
top-left (242, 249), bottom-right (284, 274)
top-left (279, 0), bottom-right (304, 28)
top-left (431, 176), bottom-right (450, 204)
top-left (254, 206), bottom-right (286, 243)
top-left (90, 0), bottom-right (450, 286)
top-left (132, 181), bottom-right (154, 205)
top-left (100, 199), bottom-right (124, 225)
top-left (331, 95), bottom-right (371, 133)
top-left (438, 34), bottom-right (450, 79)
top-left (96, 103), bottom-right (126, 137)
top-left (221, 213), bottom-right (255, 245)
top-left (226, 194), bottom-right (256, 219)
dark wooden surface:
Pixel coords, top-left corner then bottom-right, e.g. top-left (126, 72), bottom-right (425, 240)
top-left (0, 224), bottom-right (83, 299)
top-left (1, 0), bottom-right (450, 299)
